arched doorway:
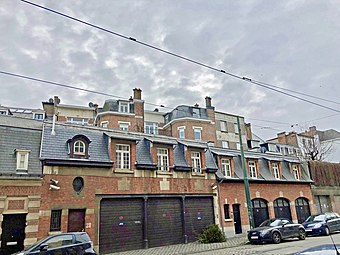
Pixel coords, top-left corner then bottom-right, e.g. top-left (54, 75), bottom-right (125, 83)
top-left (274, 198), bottom-right (292, 220)
top-left (295, 197), bottom-right (311, 223)
top-left (252, 198), bottom-right (269, 227)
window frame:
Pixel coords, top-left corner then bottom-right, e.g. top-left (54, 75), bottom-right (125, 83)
top-left (16, 150), bottom-right (30, 171)
top-left (221, 158), bottom-right (232, 177)
top-left (248, 160), bottom-right (257, 179)
top-left (178, 126), bottom-right (185, 139)
top-left (234, 123), bottom-right (239, 134)
top-left (119, 122), bottom-right (130, 131)
top-left (119, 101), bottom-right (130, 113)
top-left (33, 113), bottom-right (44, 120)
top-left (220, 121), bottom-right (227, 132)
top-left (193, 127), bottom-right (202, 140)
top-left (116, 144), bottom-right (130, 170)
top-left (292, 164), bottom-right (300, 180)
top-left (224, 204), bottom-right (230, 219)
top-left (192, 108), bottom-right (200, 118)
top-left (73, 140), bottom-right (85, 155)
top-left (50, 209), bottom-right (62, 232)
top-left (222, 141), bottom-right (229, 148)
top-left (191, 151), bottom-right (202, 173)
top-left (100, 121), bottom-right (109, 128)
top-left (272, 162), bottom-right (280, 179)
top-left (145, 122), bottom-right (159, 135)
top-left (157, 148), bottom-right (169, 171)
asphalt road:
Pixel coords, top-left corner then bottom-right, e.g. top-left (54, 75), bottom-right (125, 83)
top-left (191, 233), bottom-right (340, 255)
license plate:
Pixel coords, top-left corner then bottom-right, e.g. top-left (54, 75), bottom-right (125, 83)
top-left (251, 236), bottom-right (259, 239)
top-left (306, 229), bottom-right (312, 232)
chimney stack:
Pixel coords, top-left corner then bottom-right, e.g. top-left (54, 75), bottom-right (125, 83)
top-left (205, 96), bottom-right (212, 108)
top-left (133, 88), bottom-right (142, 100)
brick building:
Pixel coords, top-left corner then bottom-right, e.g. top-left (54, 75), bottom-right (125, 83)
top-left (39, 122), bottom-right (218, 254)
top-left (0, 116), bottom-right (43, 255)
top-left (210, 147), bottom-right (315, 237)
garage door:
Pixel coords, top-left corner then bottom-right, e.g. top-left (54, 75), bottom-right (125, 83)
top-left (185, 197), bottom-right (214, 242)
top-left (147, 197), bottom-right (183, 247)
top-left (99, 198), bottom-right (144, 254)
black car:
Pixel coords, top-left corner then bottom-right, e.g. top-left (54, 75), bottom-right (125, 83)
top-left (303, 212), bottom-right (340, 236)
top-left (248, 218), bottom-right (306, 244)
top-left (14, 232), bottom-right (96, 255)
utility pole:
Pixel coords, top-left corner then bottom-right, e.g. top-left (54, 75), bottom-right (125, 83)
top-left (237, 116), bottom-right (254, 229)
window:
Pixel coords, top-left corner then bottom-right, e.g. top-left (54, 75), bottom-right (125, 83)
top-left (248, 161), bottom-right (257, 178)
top-left (119, 122), bottom-right (129, 131)
top-left (192, 108), bottom-right (200, 118)
top-left (116, 144), bottom-right (130, 169)
top-left (44, 234), bottom-right (73, 248)
top-left (224, 204), bottom-right (230, 219)
top-left (0, 110), bottom-right (7, 115)
top-left (194, 128), bottom-right (202, 140)
top-left (16, 150), bottom-right (29, 171)
top-left (145, 122), bottom-right (158, 135)
top-left (191, 152), bottom-right (201, 173)
top-left (119, 101), bottom-right (129, 113)
top-left (272, 162), bottom-right (280, 179)
top-left (67, 117), bottom-right (88, 125)
top-left (34, 113), bottom-right (44, 120)
top-left (292, 165), bottom-right (300, 180)
top-left (73, 177), bottom-right (84, 193)
top-left (50, 209), bottom-right (62, 231)
top-left (220, 121), bottom-right (227, 132)
top-left (68, 135), bottom-right (90, 159)
top-left (157, 148), bottom-right (169, 171)
top-left (234, 123), bottom-right (239, 134)
top-left (101, 121), bottom-right (108, 128)
top-left (74, 140), bottom-right (85, 155)
top-left (236, 143), bottom-right (241, 150)
top-left (221, 159), bottom-right (231, 177)
top-left (222, 141), bottom-right (229, 148)
top-left (178, 127), bottom-right (185, 139)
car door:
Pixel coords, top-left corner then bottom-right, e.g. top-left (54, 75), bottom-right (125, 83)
top-left (326, 214), bottom-right (335, 232)
top-left (335, 213), bottom-right (340, 231)
top-left (281, 219), bottom-right (295, 238)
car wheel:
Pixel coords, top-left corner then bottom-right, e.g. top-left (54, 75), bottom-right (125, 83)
top-left (324, 227), bottom-right (330, 236)
top-left (272, 232), bottom-right (281, 244)
top-left (298, 229), bottom-right (306, 240)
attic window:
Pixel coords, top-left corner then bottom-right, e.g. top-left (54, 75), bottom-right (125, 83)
top-left (74, 141), bottom-right (85, 155)
top-left (192, 108), bottom-right (200, 118)
top-left (68, 135), bottom-right (91, 159)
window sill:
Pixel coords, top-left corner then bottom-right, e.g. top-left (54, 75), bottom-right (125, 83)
top-left (224, 219), bottom-right (233, 222)
top-left (192, 172), bottom-right (205, 177)
top-left (114, 169), bottom-right (134, 174)
top-left (49, 231), bottom-right (62, 236)
top-left (157, 171), bottom-right (173, 175)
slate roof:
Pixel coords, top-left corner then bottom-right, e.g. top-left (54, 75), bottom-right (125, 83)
top-left (210, 147), bottom-right (312, 183)
top-left (0, 115), bottom-right (43, 177)
top-left (135, 138), bottom-right (156, 169)
top-left (41, 124), bottom-right (111, 164)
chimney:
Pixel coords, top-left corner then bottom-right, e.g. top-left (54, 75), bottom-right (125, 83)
top-left (205, 96), bottom-right (212, 108)
top-left (133, 88), bottom-right (142, 100)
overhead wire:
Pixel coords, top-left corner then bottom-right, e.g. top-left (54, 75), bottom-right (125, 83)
top-left (19, 0), bottom-right (340, 114)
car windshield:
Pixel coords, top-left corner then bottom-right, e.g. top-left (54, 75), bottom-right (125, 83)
top-left (259, 219), bottom-right (282, 227)
top-left (305, 214), bottom-right (326, 222)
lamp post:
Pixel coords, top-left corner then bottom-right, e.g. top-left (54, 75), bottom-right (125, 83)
top-left (237, 116), bottom-right (254, 229)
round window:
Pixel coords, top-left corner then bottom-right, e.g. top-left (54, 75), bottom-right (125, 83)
top-left (73, 177), bottom-right (84, 193)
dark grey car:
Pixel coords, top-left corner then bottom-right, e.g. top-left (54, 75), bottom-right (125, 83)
top-left (248, 218), bottom-right (306, 244)
top-left (14, 232), bottom-right (96, 255)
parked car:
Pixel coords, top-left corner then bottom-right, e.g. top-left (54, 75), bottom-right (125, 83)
top-left (302, 212), bottom-right (340, 236)
top-left (13, 232), bottom-right (97, 255)
top-left (248, 218), bottom-right (306, 244)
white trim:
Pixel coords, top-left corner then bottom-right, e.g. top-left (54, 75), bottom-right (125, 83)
top-left (16, 150), bottom-right (30, 171)
top-left (116, 144), bottom-right (130, 169)
top-left (118, 121), bottom-right (131, 125)
top-left (177, 126), bottom-right (186, 130)
top-left (192, 126), bottom-right (203, 130)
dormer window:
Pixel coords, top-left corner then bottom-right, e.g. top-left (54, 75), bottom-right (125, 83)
top-left (292, 164), bottom-right (300, 180)
top-left (74, 140), bottom-right (85, 155)
top-left (248, 160), bottom-right (257, 179)
top-left (68, 135), bottom-right (91, 159)
top-left (16, 149), bottom-right (30, 172)
top-left (272, 162), bottom-right (280, 179)
top-left (192, 108), bottom-right (200, 118)
top-left (119, 101), bottom-right (129, 113)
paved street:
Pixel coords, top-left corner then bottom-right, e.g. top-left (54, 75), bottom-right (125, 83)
top-left (106, 233), bottom-right (340, 255)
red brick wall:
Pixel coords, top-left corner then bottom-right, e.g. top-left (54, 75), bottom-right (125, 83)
top-left (219, 182), bottom-right (315, 228)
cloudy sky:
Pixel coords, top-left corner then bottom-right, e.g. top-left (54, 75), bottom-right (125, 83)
top-left (1, 0), bottom-right (339, 140)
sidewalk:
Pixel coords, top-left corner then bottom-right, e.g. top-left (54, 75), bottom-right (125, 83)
top-left (106, 234), bottom-right (248, 255)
